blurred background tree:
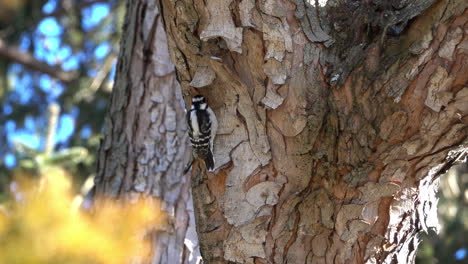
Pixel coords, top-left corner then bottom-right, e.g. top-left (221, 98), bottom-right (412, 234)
top-left (0, 0), bottom-right (125, 200)
top-left (416, 162), bottom-right (468, 264)
top-left (0, 0), bottom-right (465, 263)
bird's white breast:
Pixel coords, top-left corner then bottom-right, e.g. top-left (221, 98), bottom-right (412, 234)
top-left (190, 111), bottom-right (200, 137)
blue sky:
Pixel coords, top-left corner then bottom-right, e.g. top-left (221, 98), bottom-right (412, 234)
top-left (3, 1), bottom-right (111, 167)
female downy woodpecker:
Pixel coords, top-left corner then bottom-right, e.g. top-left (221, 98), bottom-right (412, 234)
top-left (187, 95), bottom-right (218, 171)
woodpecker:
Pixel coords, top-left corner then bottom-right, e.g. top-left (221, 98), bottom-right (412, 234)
top-left (186, 95), bottom-right (218, 171)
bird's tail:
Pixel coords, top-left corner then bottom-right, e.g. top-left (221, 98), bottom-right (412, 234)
top-left (204, 151), bottom-right (214, 171)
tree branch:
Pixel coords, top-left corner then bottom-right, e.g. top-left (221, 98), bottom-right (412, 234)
top-left (0, 38), bottom-right (77, 83)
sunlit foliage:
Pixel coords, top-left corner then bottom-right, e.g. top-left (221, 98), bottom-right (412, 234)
top-left (0, 167), bottom-right (163, 264)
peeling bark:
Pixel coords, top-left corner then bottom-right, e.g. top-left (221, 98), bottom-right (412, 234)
top-left (159, 0), bottom-right (468, 263)
top-left (94, 1), bottom-right (200, 263)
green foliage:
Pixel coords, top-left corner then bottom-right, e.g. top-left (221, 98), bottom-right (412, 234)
top-left (0, 0), bottom-right (125, 193)
top-left (417, 163), bottom-right (468, 263)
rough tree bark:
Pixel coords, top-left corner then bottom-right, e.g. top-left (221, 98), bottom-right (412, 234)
top-left (93, 1), bottom-right (200, 263)
top-left (157, 0), bottom-right (468, 263)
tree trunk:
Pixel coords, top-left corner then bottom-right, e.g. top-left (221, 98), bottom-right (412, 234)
top-left (94, 1), bottom-right (200, 263)
top-left (159, 0), bottom-right (468, 263)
